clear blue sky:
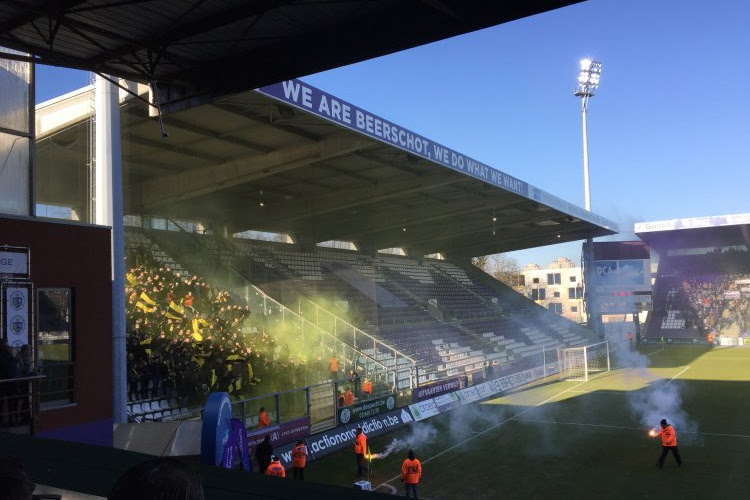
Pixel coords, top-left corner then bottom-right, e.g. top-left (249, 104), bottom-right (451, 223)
top-left (35, 0), bottom-right (750, 268)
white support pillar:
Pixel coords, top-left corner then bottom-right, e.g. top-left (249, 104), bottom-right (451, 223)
top-left (95, 74), bottom-right (126, 424)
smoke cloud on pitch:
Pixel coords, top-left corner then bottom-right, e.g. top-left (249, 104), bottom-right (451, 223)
top-left (372, 422), bottom-right (438, 458)
top-left (606, 330), bottom-right (698, 437)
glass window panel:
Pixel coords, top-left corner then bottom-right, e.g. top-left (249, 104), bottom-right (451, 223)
top-left (38, 288), bottom-right (74, 408)
top-left (0, 47), bottom-right (31, 133)
top-left (0, 132), bottom-right (30, 215)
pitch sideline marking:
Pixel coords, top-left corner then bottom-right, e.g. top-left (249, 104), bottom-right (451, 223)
top-left (515, 418), bottom-right (750, 439)
top-left (373, 483), bottom-right (397, 494)
top-left (375, 378), bottom-right (592, 489)
top-left (375, 362), bottom-right (690, 490)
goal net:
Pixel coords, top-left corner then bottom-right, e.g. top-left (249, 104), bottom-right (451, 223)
top-left (558, 341), bottom-right (610, 381)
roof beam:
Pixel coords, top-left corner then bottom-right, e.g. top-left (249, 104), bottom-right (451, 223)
top-left (83, 1), bottom-right (295, 67)
top-left (125, 134), bottom-right (227, 164)
top-left (438, 225), bottom-right (597, 258)
top-left (234, 172), bottom-right (463, 232)
top-left (316, 198), bottom-right (522, 242)
top-left (314, 161), bottom-right (378, 185)
top-left (210, 102), bottom-right (321, 142)
top-left (121, 106), bottom-right (273, 154)
top-left (131, 133), bottom-right (372, 210)
top-left (375, 210), bottom-right (572, 250)
top-left (0, 1), bottom-right (88, 34)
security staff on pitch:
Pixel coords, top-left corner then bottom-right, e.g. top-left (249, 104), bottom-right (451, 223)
top-left (401, 449), bottom-right (422, 499)
top-left (653, 419), bottom-right (682, 468)
top-left (291, 440), bottom-right (307, 480)
top-left (354, 427), bottom-right (368, 478)
top-left (265, 456), bottom-right (286, 477)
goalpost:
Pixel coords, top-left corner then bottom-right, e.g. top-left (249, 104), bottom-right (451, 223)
top-left (558, 341), bottom-right (610, 381)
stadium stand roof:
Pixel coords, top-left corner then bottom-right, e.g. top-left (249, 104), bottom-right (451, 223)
top-left (635, 213), bottom-right (750, 251)
top-left (1, 0), bottom-right (582, 114)
top-left (37, 78), bottom-right (617, 259)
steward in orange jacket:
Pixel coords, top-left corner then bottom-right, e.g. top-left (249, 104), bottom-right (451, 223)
top-left (265, 456), bottom-right (285, 477)
top-left (344, 387), bottom-right (354, 406)
top-left (362, 379), bottom-right (373, 398)
top-left (291, 440), bottom-right (307, 480)
top-left (653, 419), bottom-right (682, 468)
top-left (401, 449), bottom-right (422, 499)
top-left (354, 428), bottom-right (368, 478)
top-left (329, 357), bottom-right (338, 379)
top-left (258, 407), bottom-right (271, 429)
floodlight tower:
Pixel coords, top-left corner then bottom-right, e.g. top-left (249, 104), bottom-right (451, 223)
top-left (574, 58), bottom-right (601, 211)
top-left (575, 58), bottom-right (602, 337)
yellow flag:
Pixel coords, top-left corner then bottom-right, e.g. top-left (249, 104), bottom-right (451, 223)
top-left (126, 273), bottom-right (138, 286)
top-left (139, 292), bottom-right (156, 306)
top-left (166, 300), bottom-right (184, 320)
top-left (136, 301), bottom-right (156, 313)
top-left (191, 319), bottom-right (205, 341)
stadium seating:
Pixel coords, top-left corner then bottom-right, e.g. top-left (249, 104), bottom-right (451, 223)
top-left (123, 224), bottom-right (597, 399)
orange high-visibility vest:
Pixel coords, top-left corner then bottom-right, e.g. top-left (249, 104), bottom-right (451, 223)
top-left (258, 410), bottom-right (271, 429)
top-left (265, 461), bottom-right (285, 477)
top-left (344, 389), bottom-right (354, 406)
top-left (401, 458), bottom-right (422, 484)
top-left (354, 432), bottom-right (367, 454)
top-left (707, 333), bottom-right (714, 343)
top-left (363, 380), bottom-right (372, 395)
top-left (292, 444), bottom-right (307, 468)
top-left (657, 425), bottom-right (677, 447)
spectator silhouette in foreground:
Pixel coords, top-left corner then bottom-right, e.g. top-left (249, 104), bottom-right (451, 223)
top-left (255, 435), bottom-right (273, 475)
top-left (108, 458), bottom-right (204, 500)
top-left (0, 457), bottom-right (35, 500)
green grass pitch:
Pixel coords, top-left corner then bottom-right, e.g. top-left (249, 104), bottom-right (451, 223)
top-left (305, 345), bottom-right (750, 499)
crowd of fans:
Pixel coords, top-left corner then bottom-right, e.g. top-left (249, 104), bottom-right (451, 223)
top-left (683, 273), bottom-right (750, 335)
top-left (124, 253), bottom-right (355, 411)
top-left (668, 249), bottom-right (750, 336)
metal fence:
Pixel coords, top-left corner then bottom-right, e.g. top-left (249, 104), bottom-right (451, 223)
top-left (0, 375), bottom-right (45, 434)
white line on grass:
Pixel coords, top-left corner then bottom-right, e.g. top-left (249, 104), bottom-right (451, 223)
top-left (515, 418), bottom-right (750, 439)
top-left (535, 379), bottom-right (591, 406)
top-left (570, 390), bottom-right (627, 395)
top-left (375, 363), bottom-right (691, 490)
top-left (664, 366), bottom-right (689, 386)
top-left (373, 484), bottom-right (397, 494)
top-left (646, 348), bottom-right (664, 357)
top-left (696, 357), bottom-right (750, 360)
top-left (375, 378), bottom-right (593, 489)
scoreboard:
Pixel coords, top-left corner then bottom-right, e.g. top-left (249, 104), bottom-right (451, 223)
top-left (590, 242), bottom-right (652, 314)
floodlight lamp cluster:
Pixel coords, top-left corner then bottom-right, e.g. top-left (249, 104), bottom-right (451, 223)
top-left (575, 59), bottom-right (602, 97)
